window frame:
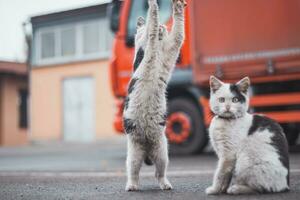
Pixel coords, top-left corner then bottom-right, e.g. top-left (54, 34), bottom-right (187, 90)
top-left (33, 19), bottom-right (113, 67)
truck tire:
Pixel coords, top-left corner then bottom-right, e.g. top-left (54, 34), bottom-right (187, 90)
top-left (166, 98), bottom-right (208, 155)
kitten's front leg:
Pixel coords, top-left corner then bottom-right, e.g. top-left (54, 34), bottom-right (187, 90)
top-left (163, 0), bottom-right (186, 70)
top-left (147, 0), bottom-right (159, 43)
top-left (206, 158), bottom-right (235, 195)
top-left (168, 0), bottom-right (186, 49)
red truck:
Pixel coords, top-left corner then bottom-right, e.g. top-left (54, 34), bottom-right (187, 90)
top-left (108, 0), bottom-right (300, 154)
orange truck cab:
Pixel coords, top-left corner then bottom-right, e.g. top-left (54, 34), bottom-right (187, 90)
top-left (108, 0), bottom-right (300, 154)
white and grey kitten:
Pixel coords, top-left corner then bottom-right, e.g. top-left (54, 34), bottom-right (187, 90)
top-left (206, 76), bottom-right (289, 195)
top-left (123, 0), bottom-right (185, 191)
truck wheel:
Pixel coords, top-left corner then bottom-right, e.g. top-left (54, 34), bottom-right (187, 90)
top-left (166, 98), bottom-right (208, 155)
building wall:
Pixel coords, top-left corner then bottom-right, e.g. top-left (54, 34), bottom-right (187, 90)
top-left (30, 59), bottom-right (116, 141)
top-left (0, 76), bottom-right (28, 146)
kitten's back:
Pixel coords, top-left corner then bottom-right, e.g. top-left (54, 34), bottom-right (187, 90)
top-left (248, 114), bottom-right (290, 185)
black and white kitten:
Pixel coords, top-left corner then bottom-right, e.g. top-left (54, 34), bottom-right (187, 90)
top-left (206, 76), bottom-right (290, 195)
top-left (123, 0), bottom-right (185, 191)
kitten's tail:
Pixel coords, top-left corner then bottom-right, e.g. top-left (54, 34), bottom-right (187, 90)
top-left (144, 156), bottom-right (153, 166)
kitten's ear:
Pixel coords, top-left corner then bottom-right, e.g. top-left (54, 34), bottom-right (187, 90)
top-left (236, 77), bottom-right (250, 93)
top-left (137, 16), bottom-right (146, 29)
top-left (210, 76), bottom-right (223, 93)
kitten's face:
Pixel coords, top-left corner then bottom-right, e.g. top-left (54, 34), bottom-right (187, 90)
top-left (209, 76), bottom-right (250, 119)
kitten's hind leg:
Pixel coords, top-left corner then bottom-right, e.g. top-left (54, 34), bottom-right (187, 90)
top-left (125, 141), bottom-right (144, 191)
top-left (227, 184), bottom-right (256, 195)
top-left (153, 136), bottom-right (172, 190)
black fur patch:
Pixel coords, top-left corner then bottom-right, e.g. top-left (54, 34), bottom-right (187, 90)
top-left (159, 114), bottom-right (167, 126)
top-left (133, 48), bottom-right (144, 71)
top-left (270, 127), bottom-right (290, 186)
top-left (230, 84), bottom-right (246, 103)
top-left (159, 77), bottom-right (167, 85)
top-left (248, 115), bottom-right (282, 136)
top-left (218, 115), bottom-right (236, 120)
top-left (123, 118), bottom-right (136, 134)
top-left (124, 96), bottom-right (129, 110)
top-left (144, 156), bottom-right (153, 166)
top-left (128, 78), bottom-right (138, 94)
top-left (248, 115), bottom-right (290, 185)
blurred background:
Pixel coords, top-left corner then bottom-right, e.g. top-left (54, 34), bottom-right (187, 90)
top-left (0, 0), bottom-right (300, 172)
top-left (0, 0), bottom-right (115, 147)
top-left (0, 0), bottom-right (299, 152)
top-left (0, 0), bottom-right (300, 198)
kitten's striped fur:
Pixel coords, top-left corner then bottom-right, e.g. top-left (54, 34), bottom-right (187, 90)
top-left (123, 0), bottom-right (185, 191)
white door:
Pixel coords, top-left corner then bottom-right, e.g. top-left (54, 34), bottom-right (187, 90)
top-left (63, 77), bottom-right (95, 142)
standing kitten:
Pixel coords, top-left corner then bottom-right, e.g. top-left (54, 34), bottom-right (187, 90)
top-left (123, 0), bottom-right (185, 191)
top-left (206, 76), bottom-right (289, 195)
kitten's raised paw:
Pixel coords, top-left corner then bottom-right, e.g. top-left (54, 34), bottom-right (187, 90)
top-left (125, 184), bottom-right (138, 192)
top-left (205, 186), bottom-right (221, 195)
top-left (172, 0), bottom-right (187, 11)
top-left (173, 0), bottom-right (186, 14)
top-left (148, 0), bottom-right (157, 5)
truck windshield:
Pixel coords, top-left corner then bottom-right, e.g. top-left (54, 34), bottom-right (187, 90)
top-left (126, 0), bottom-right (171, 46)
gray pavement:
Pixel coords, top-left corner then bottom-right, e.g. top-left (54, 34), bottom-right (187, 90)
top-left (0, 136), bottom-right (300, 200)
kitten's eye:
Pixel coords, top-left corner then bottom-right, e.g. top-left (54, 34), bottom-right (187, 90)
top-left (232, 97), bottom-right (239, 103)
top-left (218, 97), bottom-right (225, 103)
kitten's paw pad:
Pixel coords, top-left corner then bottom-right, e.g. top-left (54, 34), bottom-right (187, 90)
top-left (125, 184), bottom-right (138, 191)
top-left (205, 186), bottom-right (221, 195)
top-left (160, 182), bottom-right (173, 190)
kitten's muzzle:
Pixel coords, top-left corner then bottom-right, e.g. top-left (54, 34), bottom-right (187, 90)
top-left (226, 105), bottom-right (231, 111)
top-left (221, 111), bottom-right (234, 118)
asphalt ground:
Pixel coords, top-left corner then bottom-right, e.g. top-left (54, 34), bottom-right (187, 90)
top-left (0, 137), bottom-right (300, 200)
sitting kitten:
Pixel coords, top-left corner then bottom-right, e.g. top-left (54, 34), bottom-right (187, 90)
top-left (206, 76), bottom-right (289, 195)
top-left (123, 0), bottom-right (185, 191)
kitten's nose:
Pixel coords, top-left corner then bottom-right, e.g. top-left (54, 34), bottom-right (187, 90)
top-left (226, 105), bottom-right (230, 111)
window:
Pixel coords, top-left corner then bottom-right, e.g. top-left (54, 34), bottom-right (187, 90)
top-left (83, 22), bottom-right (100, 54)
top-left (41, 31), bottom-right (55, 59)
top-left (126, 0), bottom-right (172, 46)
top-left (34, 18), bottom-right (114, 66)
top-left (61, 27), bottom-right (76, 56)
top-left (19, 89), bottom-right (28, 129)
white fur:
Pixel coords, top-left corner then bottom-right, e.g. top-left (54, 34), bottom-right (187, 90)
top-left (124, 0), bottom-right (185, 191)
top-left (206, 76), bottom-right (289, 195)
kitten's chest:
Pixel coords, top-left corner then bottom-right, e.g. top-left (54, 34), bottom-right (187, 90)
top-left (209, 118), bottom-right (247, 152)
top-left (210, 119), bottom-right (240, 135)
